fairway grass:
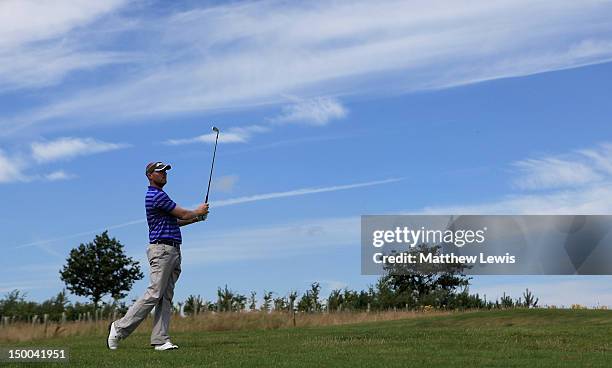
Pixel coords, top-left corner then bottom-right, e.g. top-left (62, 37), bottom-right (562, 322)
top-left (3, 309), bottom-right (612, 367)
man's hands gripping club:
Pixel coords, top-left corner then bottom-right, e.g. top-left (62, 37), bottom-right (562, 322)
top-left (171, 202), bottom-right (210, 227)
top-left (195, 202), bottom-right (209, 222)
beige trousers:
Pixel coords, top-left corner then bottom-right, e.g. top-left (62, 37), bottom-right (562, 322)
top-left (114, 243), bottom-right (181, 345)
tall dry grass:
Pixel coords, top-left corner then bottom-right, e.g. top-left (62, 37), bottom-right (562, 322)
top-left (0, 310), bottom-right (452, 343)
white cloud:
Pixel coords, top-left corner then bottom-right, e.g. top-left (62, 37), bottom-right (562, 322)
top-left (579, 143), bottom-right (612, 174)
top-left (0, 0), bottom-right (126, 47)
top-left (165, 125), bottom-right (268, 145)
top-left (0, 137), bottom-right (128, 184)
top-left (423, 184), bottom-right (612, 215)
top-left (179, 143), bottom-right (612, 267)
top-left (0, 149), bottom-right (27, 183)
top-left (31, 137), bottom-right (129, 163)
top-left (165, 97), bottom-right (345, 147)
top-left (212, 175), bottom-right (238, 193)
top-left (0, 0), bottom-right (131, 91)
top-left (425, 142), bottom-right (612, 214)
top-left (273, 97), bottom-right (347, 126)
top-left (44, 170), bottom-right (77, 182)
top-left (513, 158), bottom-right (602, 190)
top-left (507, 143), bottom-right (612, 191)
top-left (0, 47), bottom-right (136, 92)
top-left (165, 132), bottom-right (246, 145)
top-left (4, 0), bottom-right (612, 134)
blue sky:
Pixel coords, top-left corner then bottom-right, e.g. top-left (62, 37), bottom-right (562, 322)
top-left (3, 0), bottom-right (612, 308)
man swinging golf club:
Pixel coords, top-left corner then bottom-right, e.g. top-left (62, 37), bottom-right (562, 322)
top-left (107, 161), bottom-right (208, 350)
top-left (106, 162), bottom-right (210, 351)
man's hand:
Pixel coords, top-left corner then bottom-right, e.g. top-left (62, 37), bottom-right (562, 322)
top-left (178, 204), bottom-right (209, 227)
top-left (196, 203), bottom-right (209, 222)
top-left (196, 203), bottom-right (209, 216)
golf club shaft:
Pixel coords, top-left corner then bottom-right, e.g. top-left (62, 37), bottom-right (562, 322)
top-left (205, 130), bottom-right (219, 203)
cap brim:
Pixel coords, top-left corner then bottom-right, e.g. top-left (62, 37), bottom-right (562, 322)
top-left (154, 164), bottom-right (171, 172)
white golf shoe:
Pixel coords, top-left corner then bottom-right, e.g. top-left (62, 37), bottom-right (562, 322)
top-left (107, 322), bottom-right (120, 350)
top-left (154, 341), bottom-right (179, 351)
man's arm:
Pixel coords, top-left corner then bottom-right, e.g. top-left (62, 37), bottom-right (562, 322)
top-left (177, 217), bottom-right (203, 227)
top-left (170, 203), bottom-right (209, 221)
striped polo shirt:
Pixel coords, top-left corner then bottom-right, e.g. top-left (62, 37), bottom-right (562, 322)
top-left (145, 186), bottom-right (181, 244)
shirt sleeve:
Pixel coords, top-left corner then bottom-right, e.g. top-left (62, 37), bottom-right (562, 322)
top-left (153, 192), bottom-right (177, 213)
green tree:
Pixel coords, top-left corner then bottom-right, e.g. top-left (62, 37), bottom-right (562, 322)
top-left (248, 291), bottom-right (257, 311)
top-left (288, 291), bottom-right (298, 311)
top-left (273, 296), bottom-right (287, 311)
top-left (217, 285), bottom-right (234, 312)
top-left (0, 290), bottom-right (27, 317)
top-left (522, 288), bottom-right (539, 308)
top-left (327, 289), bottom-right (343, 311)
top-left (297, 283), bottom-right (322, 312)
top-left (500, 292), bottom-right (514, 308)
top-left (59, 231), bottom-right (143, 309)
top-left (262, 291), bottom-right (273, 312)
top-left (216, 285), bottom-right (247, 312)
top-left (380, 244), bottom-right (471, 308)
top-left (39, 290), bottom-right (70, 320)
top-left (184, 295), bottom-right (206, 316)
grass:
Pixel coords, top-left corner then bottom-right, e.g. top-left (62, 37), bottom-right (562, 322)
top-left (2, 309), bottom-right (612, 367)
top-left (0, 310), bottom-right (448, 343)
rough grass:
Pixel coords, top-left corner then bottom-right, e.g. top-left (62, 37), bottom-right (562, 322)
top-left (2, 309), bottom-right (612, 367)
top-left (0, 310), bottom-right (450, 343)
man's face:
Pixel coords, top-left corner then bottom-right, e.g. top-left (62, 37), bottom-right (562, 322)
top-left (149, 170), bottom-right (168, 187)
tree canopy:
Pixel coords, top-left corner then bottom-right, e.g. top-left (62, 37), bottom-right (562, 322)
top-left (59, 231), bottom-right (143, 308)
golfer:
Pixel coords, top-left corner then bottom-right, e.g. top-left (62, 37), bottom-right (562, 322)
top-left (107, 161), bottom-right (209, 351)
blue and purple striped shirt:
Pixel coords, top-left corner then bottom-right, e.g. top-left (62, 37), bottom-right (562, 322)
top-left (145, 186), bottom-right (181, 244)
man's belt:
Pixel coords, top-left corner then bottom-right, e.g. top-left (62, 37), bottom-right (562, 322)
top-left (151, 239), bottom-right (181, 247)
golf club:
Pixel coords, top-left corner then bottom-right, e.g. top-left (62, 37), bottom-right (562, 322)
top-left (205, 126), bottom-right (220, 204)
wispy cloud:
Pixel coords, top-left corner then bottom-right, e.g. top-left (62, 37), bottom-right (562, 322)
top-left (425, 142), bottom-right (612, 214)
top-left (212, 175), bottom-right (239, 193)
top-left (0, 149), bottom-right (76, 183)
top-left (31, 137), bottom-right (129, 163)
top-left (579, 143), bottom-right (612, 174)
top-left (164, 125), bottom-right (268, 145)
top-left (423, 185), bottom-right (612, 215)
top-left (513, 158), bottom-right (602, 190)
top-left (14, 177), bottom-right (401, 248)
top-left (510, 143), bottom-right (612, 191)
top-left (182, 144), bottom-right (612, 266)
top-left (0, 0), bottom-right (131, 92)
top-left (0, 149), bottom-right (27, 183)
top-left (213, 178), bottom-right (402, 207)
top-left (15, 219), bottom-right (146, 249)
top-left (166, 97), bottom-right (347, 146)
top-left (0, 0), bottom-right (127, 47)
top-left (166, 97), bottom-right (346, 146)
top-left (0, 137), bottom-right (127, 184)
top-left (272, 97), bottom-right (347, 126)
top-left (4, 0), bottom-right (612, 135)
top-left (44, 170), bottom-right (77, 182)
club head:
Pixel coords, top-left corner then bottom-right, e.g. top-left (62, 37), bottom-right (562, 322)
top-left (212, 126), bottom-right (220, 133)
